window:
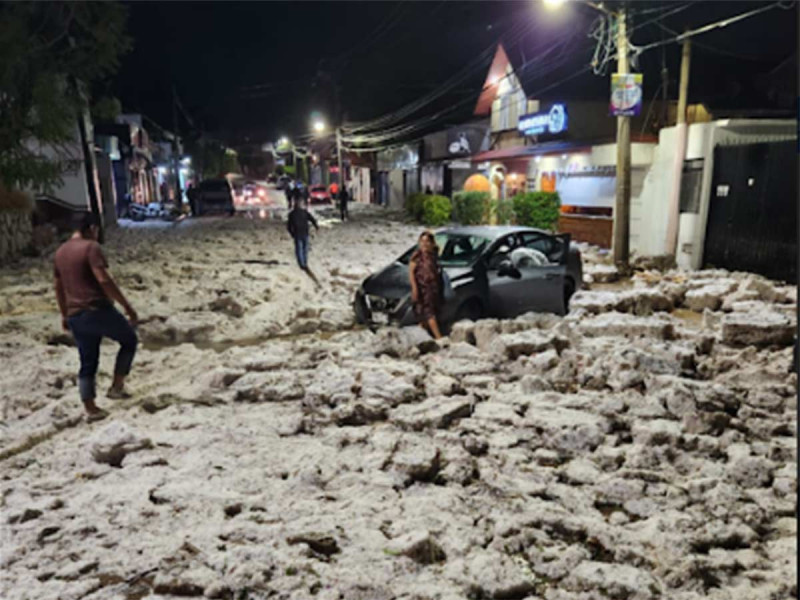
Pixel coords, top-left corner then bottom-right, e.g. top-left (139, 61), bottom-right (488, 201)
top-left (487, 234), bottom-right (520, 269)
top-left (519, 232), bottom-right (564, 263)
top-left (398, 233), bottom-right (492, 268)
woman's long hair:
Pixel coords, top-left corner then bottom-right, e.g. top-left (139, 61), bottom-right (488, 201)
top-left (419, 230), bottom-right (439, 256)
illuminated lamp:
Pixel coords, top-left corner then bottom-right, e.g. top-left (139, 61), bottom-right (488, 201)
top-left (464, 174), bottom-right (490, 192)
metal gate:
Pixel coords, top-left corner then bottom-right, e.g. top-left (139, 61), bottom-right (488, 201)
top-left (703, 141), bottom-right (797, 283)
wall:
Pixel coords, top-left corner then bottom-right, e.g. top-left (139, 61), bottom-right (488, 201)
top-left (558, 214), bottom-right (613, 248)
top-left (388, 169), bottom-right (405, 209)
top-left (0, 210), bottom-right (33, 264)
top-left (631, 119), bottom-right (796, 265)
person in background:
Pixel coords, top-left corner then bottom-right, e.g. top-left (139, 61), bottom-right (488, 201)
top-left (287, 200), bottom-right (320, 281)
top-left (409, 230), bottom-right (443, 340)
top-left (54, 213), bottom-right (139, 421)
top-left (424, 185), bottom-right (433, 195)
top-left (339, 184), bottom-right (350, 222)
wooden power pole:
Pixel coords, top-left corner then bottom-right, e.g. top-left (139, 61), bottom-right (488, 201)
top-left (665, 39), bottom-right (692, 257)
top-left (613, 5), bottom-right (631, 268)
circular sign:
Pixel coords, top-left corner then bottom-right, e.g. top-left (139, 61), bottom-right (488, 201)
top-left (548, 105), bottom-right (567, 134)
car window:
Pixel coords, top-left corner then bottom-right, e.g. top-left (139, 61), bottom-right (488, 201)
top-left (520, 232), bottom-right (564, 263)
top-left (435, 234), bottom-right (490, 267)
top-left (397, 233), bottom-right (491, 267)
top-left (487, 234), bottom-right (520, 270)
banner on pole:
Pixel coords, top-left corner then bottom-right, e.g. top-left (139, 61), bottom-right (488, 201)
top-left (610, 74), bottom-right (643, 117)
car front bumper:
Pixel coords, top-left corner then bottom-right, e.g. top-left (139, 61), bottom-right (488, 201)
top-left (354, 289), bottom-right (415, 327)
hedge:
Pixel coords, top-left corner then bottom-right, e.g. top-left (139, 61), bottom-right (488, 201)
top-left (421, 195), bottom-right (451, 226)
top-left (404, 193), bottom-right (427, 221)
top-left (452, 191), bottom-right (490, 225)
top-left (489, 198), bottom-right (515, 225)
top-left (511, 192), bottom-right (560, 231)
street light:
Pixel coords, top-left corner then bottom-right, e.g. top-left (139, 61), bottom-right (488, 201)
top-left (543, 0), bottom-right (568, 9)
top-left (313, 120), bottom-right (326, 133)
top-left (278, 136), bottom-right (288, 146)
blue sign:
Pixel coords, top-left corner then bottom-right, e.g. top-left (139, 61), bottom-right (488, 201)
top-left (518, 104), bottom-right (568, 136)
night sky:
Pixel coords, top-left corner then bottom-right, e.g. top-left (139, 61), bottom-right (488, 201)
top-left (113, 1), bottom-right (797, 146)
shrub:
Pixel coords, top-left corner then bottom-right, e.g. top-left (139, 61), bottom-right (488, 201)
top-left (452, 191), bottom-right (490, 225)
top-left (512, 192), bottom-right (560, 230)
top-left (422, 195), bottom-right (451, 226)
top-left (490, 198), bottom-right (515, 225)
top-left (404, 193), bottom-right (427, 221)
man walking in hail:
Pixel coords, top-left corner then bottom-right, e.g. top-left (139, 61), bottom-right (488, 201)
top-left (54, 213), bottom-right (139, 421)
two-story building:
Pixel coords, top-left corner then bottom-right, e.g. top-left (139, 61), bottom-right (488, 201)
top-left (469, 44), bottom-right (660, 247)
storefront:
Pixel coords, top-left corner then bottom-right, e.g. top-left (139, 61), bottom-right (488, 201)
top-left (376, 144), bottom-right (420, 208)
top-left (470, 101), bottom-right (657, 247)
top-left (419, 121), bottom-right (489, 197)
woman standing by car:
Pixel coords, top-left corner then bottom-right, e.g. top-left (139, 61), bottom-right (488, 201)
top-left (409, 231), bottom-right (443, 340)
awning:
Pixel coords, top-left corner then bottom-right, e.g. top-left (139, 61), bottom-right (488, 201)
top-left (471, 140), bottom-right (597, 163)
top-left (470, 134), bottom-right (656, 163)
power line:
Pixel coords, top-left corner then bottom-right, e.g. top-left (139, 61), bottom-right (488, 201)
top-left (343, 27), bottom-right (588, 145)
top-left (344, 18), bottom-right (537, 133)
top-left (632, 1), bottom-right (786, 56)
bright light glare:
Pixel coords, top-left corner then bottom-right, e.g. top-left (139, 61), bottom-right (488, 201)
top-left (543, 0), bottom-right (568, 9)
top-left (278, 137), bottom-right (288, 145)
top-left (561, 154), bottom-right (568, 160)
top-left (535, 156), bottom-right (542, 163)
top-left (313, 120), bottom-right (325, 133)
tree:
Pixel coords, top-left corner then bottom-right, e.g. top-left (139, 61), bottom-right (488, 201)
top-left (0, 2), bottom-right (131, 192)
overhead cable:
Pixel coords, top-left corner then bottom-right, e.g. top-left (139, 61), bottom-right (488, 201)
top-left (632, 2), bottom-right (784, 56)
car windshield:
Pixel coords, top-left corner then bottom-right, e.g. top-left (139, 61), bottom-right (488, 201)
top-left (311, 186), bottom-right (326, 192)
top-left (398, 232), bottom-right (492, 267)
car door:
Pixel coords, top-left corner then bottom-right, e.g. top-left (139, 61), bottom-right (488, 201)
top-left (514, 231), bottom-right (569, 315)
top-left (486, 232), bottom-right (567, 317)
top-left (485, 234), bottom-right (531, 318)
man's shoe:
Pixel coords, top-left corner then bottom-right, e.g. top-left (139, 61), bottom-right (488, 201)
top-left (86, 409), bottom-right (109, 423)
top-left (107, 387), bottom-right (132, 400)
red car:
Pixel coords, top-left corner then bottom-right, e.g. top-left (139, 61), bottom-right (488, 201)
top-left (309, 185), bottom-right (332, 204)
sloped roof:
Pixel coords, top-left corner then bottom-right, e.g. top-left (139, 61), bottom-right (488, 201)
top-left (473, 44), bottom-right (512, 117)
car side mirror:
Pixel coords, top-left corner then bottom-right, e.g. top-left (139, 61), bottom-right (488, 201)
top-left (497, 259), bottom-right (521, 279)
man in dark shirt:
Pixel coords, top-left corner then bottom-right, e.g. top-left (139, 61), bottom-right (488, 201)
top-left (54, 213), bottom-right (139, 421)
top-left (339, 185), bottom-right (350, 222)
top-left (286, 201), bottom-right (319, 271)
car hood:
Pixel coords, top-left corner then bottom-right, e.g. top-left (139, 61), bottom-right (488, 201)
top-left (362, 262), bottom-right (472, 300)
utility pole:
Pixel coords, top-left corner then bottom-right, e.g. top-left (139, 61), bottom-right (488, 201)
top-left (171, 86), bottom-right (182, 210)
top-left (665, 39), bottom-right (691, 257)
top-left (613, 4), bottom-right (631, 268)
top-left (336, 127), bottom-right (344, 191)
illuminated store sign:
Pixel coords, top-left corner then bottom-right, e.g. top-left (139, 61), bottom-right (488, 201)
top-left (518, 104), bottom-right (568, 136)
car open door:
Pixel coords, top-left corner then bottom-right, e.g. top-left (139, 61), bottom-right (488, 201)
top-left (487, 232), bottom-right (569, 317)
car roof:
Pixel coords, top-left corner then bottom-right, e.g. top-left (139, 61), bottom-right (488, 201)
top-left (435, 225), bottom-right (548, 240)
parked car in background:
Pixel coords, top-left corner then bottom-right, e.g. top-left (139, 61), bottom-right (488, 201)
top-left (309, 185), bottom-right (331, 205)
top-left (190, 179), bottom-right (235, 216)
top-left (354, 226), bottom-right (582, 329)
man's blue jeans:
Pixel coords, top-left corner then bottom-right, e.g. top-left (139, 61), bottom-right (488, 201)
top-left (68, 305), bottom-right (138, 402)
top-left (294, 235), bottom-right (309, 269)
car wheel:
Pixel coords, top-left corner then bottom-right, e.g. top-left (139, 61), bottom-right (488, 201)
top-left (454, 299), bottom-right (482, 323)
top-left (353, 293), bottom-right (371, 325)
top-left (563, 278), bottom-right (576, 313)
